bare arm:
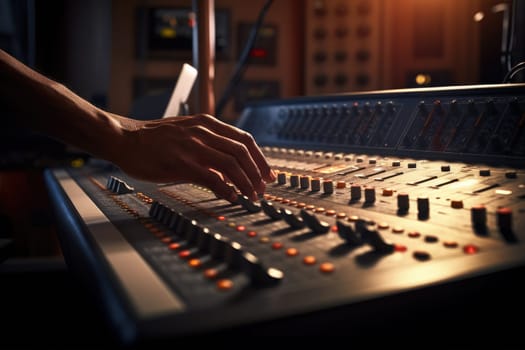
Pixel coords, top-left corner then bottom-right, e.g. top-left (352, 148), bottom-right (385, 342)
top-left (0, 49), bottom-right (275, 202)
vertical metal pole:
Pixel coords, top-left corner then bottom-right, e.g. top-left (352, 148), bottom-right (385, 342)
top-left (192, 0), bottom-right (216, 115)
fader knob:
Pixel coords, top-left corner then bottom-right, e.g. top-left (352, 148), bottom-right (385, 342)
top-left (359, 222), bottom-right (395, 254)
top-left (300, 176), bottom-right (310, 189)
top-left (364, 186), bottom-right (376, 204)
top-left (224, 241), bottom-right (244, 268)
top-left (281, 208), bottom-right (306, 229)
top-left (277, 172), bottom-right (287, 185)
top-left (290, 174), bottom-right (299, 187)
top-left (497, 207), bottom-right (517, 243)
top-left (336, 220), bottom-right (361, 245)
top-left (397, 193), bottom-right (410, 214)
top-left (311, 178), bottom-right (321, 192)
top-left (323, 180), bottom-right (334, 194)
top-left (197, 227), bottom-right (213, 252)
top-left (241, 252), bottom-right (284, 287)
top-left (261, 199), bottom-right (282, 220)
top-left (299, 209), bottom-right (330, 234)
top-left (471, 204), bottom-right (487, 234)
top-left (238, 195), bottom-right (262, 213)
top-left (350, 184), bottom-right (362, 201)
top-left (209, 233), bottom-right (230, 259)
top-left (417, 196), bottom-right (430, 219)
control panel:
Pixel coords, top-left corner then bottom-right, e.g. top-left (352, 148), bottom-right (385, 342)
top-left (45, 83), bottom-right (525, 344)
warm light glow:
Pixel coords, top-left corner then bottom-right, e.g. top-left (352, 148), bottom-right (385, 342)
top-left (473, 11), bottom-right (484, 22)
top-left (415, 73), bottom-right (431, 85)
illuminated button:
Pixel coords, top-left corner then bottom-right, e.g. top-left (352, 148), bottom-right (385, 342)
top-left (286, 248), bottom-right (299, 257)
top-left (247, 231), bottom-right (257, 238)
top-left (259, 236), bottom-right (270, 243)
top-left (392, 226), bottom-right (404, 234)
top-left (451, 199), bottom-right (463, 209)
top-left (203, 268), bottom-right (218, 279)
top-left (236, 225), bottom-right (246, 232)
top-left (168, 242), bottom-right (181, 250)
top-left (319, 262), bottom-right (335, 273)
top-left (216, 279), bottom-right (233, 291)
top-left (306, 204), bottom-right (315, 210)
top-left (382, 188), bottom-right (394, 196)
top-left (296, 202), bottom-right (306, 208)
top-left (443, 241), bottom-right (459, 248)
top-left (413, 250), bottom-right (431, 261)
top-left (303, 256), bottom-right (317, 265)
top-left (271, 242), bottom-right (283, 250)
top-left (378, 222), bottom-right (389, 230)
top-left (408, 231), bottom-right (421, 238)
top-left (463, 244), bottom-right (479, 254)
top-left (325, 209), bottom-right (336, 216)
top-left (394, 244), bottom-right (407, 252)
top-left (178, 250), bottom-right (191, 259)
top-left (336, 212), bottom-right (347, 219)
top-left (161, 236), bottom-right (172, 244)
top-left (289, 200), bottom-right (298, 206)
top-left (188, 258), bottom-right (201, 268)
top-left (314, 207), bottom-right (325, 213)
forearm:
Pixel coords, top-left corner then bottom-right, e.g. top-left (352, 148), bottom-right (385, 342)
top-left (0, 49), bottom-right (124, 162)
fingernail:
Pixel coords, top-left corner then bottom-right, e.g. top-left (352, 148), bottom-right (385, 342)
top-left (269, 169), bottom-right (277, 181)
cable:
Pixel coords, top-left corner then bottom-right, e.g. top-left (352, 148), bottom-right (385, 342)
top-left (215, 0), bottom-right (273, 118)
top-left (503, 61), bottom-right (525, 83)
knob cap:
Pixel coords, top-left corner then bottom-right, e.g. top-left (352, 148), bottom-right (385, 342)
top-left (299, 209), bottom-right (330, 234)
top-left (238, 194), bottom-right (262, 213)
top-left (281, 208), bottom-right (305, 229)
top-left (241, 252), bottom-right (284, 287)
top-left (261, 199), bottom-right (282, 220)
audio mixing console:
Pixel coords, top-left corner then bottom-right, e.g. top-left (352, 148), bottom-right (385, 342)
top-left (45, 83), bottom-right (525, 344)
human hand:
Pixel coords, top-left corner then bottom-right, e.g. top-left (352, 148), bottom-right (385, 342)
top-left (111, 113), bottom-right (276, 203)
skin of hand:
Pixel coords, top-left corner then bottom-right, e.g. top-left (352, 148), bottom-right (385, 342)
top-left (111, 113), bottom-right (276, 202)
top-left (0, 49), bottom-right (276, 202)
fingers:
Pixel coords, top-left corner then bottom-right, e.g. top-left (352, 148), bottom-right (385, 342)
top-left (175, 114), bottom-right (276, 183)
top-left (139, 115), bottom-right (276, 201)
top-left (190, 125), bottom-right (266, 194)
top-left (190, 134), bottom-right (260, 201)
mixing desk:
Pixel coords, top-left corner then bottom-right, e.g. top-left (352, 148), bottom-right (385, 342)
top-left (45, 83), bottom-right (525, 344)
